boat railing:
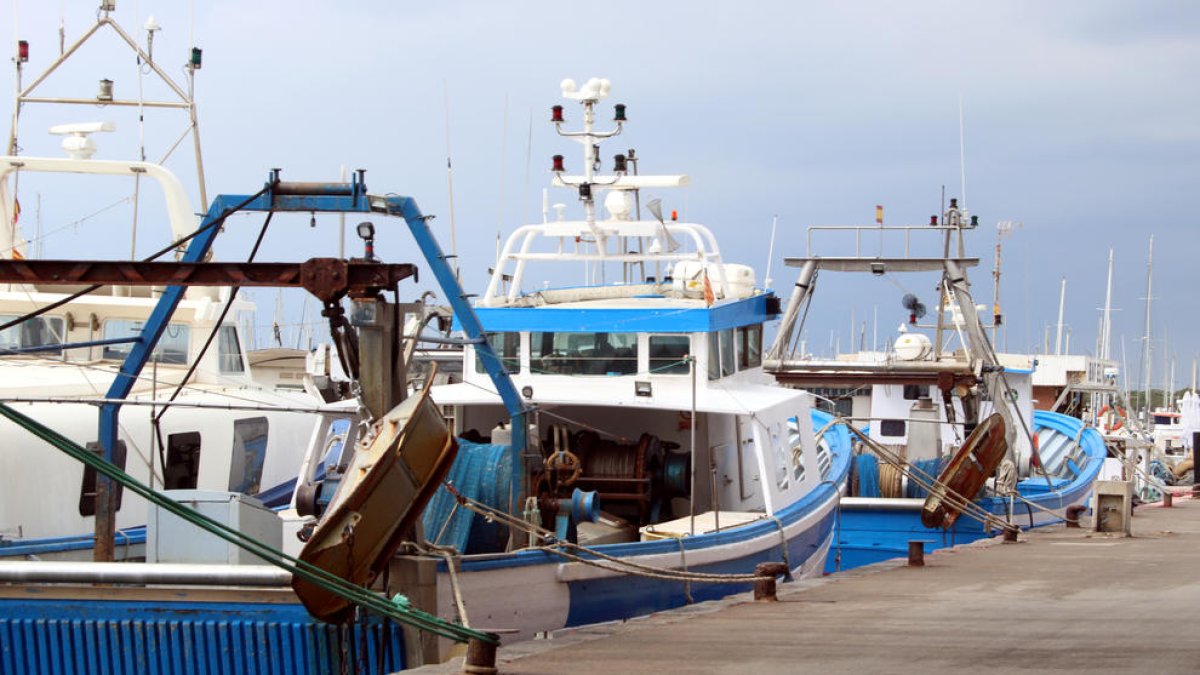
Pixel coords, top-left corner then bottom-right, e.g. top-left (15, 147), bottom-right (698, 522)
top-left (484, 219), bottom-right (728, 305)
top-left (805, 223), bottom-right (968, 260)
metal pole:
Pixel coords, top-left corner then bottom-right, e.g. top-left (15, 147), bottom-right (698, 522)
top-left (1054, 277), bottom-right (1066, 355)
top-left (1193, 432), bottom-right (1199, 498)
top-left (689, 355), bottom-right (697, 536)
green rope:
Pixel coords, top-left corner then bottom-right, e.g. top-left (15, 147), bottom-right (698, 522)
top-left (0, 402), bottom-right (496, 645)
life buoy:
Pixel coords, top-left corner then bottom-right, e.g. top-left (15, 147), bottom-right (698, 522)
top-left (1097, 405), bottom-right (1125, 432)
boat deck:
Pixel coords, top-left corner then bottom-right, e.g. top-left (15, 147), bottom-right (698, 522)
top-left (414, 495), bottom-right (1200, 674)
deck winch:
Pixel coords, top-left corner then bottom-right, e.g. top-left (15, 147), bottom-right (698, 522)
top-left (536, 427), bottom-right (689, 533)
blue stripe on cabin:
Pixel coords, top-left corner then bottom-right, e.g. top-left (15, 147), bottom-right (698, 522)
top-left (457, 294), bottom-right (777, 333)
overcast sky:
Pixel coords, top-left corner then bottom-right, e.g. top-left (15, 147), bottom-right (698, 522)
top-left (5, 1), bottom-right (1198, 392)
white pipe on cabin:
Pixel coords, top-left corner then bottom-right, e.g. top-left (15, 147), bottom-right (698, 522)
top-left (0, 561), bottom-right (291, 586)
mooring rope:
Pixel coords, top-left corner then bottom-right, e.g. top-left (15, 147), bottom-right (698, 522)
top-left (441, 483), bottom-right (774, 585)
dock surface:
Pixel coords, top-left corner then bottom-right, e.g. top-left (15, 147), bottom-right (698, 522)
top-left (416, 497), bottom-right (1200, 674)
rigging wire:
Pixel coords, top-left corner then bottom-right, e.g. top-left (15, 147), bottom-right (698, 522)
top-left (0, 184), bottom-right (272, 334)
top-left (153, 209), bottom-right (275, 425)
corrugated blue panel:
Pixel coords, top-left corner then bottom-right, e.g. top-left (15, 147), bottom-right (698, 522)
top-left (0, 599), bottom-right (405, 674)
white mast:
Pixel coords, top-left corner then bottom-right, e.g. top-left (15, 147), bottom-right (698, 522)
top-left (1139, 236), bottom-right (1154, 426)
top-left (1054, 277), bottom-right (1067, 355)
top-left (1101, 248), bottom-right (1113, 361)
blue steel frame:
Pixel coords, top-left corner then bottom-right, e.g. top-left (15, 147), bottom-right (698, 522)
top-left (96, 171), bottom-right (528, 519)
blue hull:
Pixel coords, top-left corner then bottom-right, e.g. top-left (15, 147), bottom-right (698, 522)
top-left (826, 411), bottom-right (1106, 573)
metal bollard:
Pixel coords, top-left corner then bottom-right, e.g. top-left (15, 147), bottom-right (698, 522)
top-left (907, 540), bottom-right (925, 566)
top-left (462, 636), bottom-right (498, 675)
top-left (1065, 504), bottom-right (1087, 527)
top-left (1194, 432), bottom-right (1200, 497)
top-left (753, 562), bottom-right (790, 602)
top-left (1164, 491), bottom-right (1174, 508)
top-left (1003, 527), bottom-right (1019, 542)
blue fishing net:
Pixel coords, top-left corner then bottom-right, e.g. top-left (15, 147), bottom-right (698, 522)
top-left (421, 439), bottom-right (513, 554)
top-left (855, 454), bottom-right (881, 497)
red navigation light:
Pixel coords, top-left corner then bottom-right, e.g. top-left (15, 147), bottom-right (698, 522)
top-left (671, 210), bottom-right (678, 221)
top-left (551, 105), bottom-right (564, 123)
top-left (909, 313), bottom-right (917, 325)
top-left (929, 215), bottom-right (938, 226)
top-left (551, 154), bottom-right (565, 172)
top-left (17, 40), bottom-right (29, 63)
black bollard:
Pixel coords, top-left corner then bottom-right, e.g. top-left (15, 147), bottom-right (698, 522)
top-left (754, 562), bottom-right (790, 602)
top-left (462, 636), bottom-right (498, 675)
top-left (907, 540), bottom-right (925, 566)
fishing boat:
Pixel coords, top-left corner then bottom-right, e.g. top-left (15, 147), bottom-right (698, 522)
top-left (0, 8), bottom-right (463, 672)
top-left (0, 8), bottom-right (347, 559)
top-left (765, 203), bottom-right (1105, 571)
top-left (362, 77), bottom-right (851, 645)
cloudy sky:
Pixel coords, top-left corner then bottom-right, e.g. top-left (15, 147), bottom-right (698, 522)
top-left (5, 1), bottom-right (1198, 392)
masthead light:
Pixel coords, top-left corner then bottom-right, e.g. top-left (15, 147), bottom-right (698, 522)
top-left (551, 105), bottom-right (564, 123)
top-left (551, 154), bottom-right (565, 172)
top-left (613, 103), bottom-right (627, 122)
top-left (17, 40), bottom-right (29, 63)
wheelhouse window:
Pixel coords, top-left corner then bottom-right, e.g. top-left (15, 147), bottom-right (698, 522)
top-left (475, 332), bottom-right (520, 374)
top-left (880, 419), bottom-right (907, 437)
top-left (737, 324), bottom-right (762, 370)
top-left (228, 417), bottom-right (269, 495)
top-left (707, 328), bottom-right (736, 380)
top-left (0, 314), bottom-right (65, 356)
top-left (102, 320), bottom-right (190, 365)
top-left (648, 335), bottom-right (690, 374)
top-left (530, 332), bottom-right (637, 375)
top-left (218, 325), bottom-right (245, 373)
top-left (164, 432), bottom-right (202, 490)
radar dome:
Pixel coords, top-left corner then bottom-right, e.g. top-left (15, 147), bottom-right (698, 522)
top-left (894, 332), bottom-right (933, 361)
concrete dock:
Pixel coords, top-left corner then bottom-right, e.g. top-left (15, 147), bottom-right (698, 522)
top-left (417, 497), bottom-right (1200, 674)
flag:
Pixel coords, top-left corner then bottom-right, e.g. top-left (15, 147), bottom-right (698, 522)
top-left (703, 269), bottom-right (715, 307)
top-left (8, 198), bottom-right (22, 259)
top-left (875, 204), bottom-right (883, 225)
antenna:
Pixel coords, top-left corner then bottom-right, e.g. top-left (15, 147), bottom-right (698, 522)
top-left (958, 94), bottom-right (968, 212)
top-left (645, 197), bottom-right (679, 252)
top-left (764, 214), bottom-right (778, 289)
top-left (497, 92), bottom-right (510, 279)
top-left (443, 80), bottom-right (458, 278)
